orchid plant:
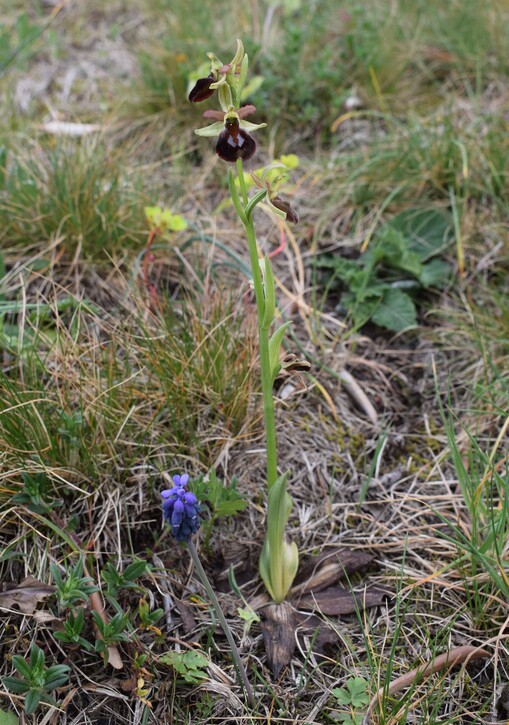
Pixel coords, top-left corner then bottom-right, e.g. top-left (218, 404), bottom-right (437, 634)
top-left (187, 39), bottom-right (299, 605)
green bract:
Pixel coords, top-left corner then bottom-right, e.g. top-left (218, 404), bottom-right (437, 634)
top-left (259, 473), bottom-right (299, 603)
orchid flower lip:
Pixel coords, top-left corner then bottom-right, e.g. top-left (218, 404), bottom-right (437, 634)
top-left (216, 117), bottom-right (257, 162)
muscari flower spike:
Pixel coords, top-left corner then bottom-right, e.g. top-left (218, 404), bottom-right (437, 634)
top-left (161, 473), bottom-right (201, 542)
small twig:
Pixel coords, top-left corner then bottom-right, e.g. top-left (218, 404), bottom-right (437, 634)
top-left (362, 645), bottom-right (491, 724)
top-left (339, 369), bottom-right (378, 425)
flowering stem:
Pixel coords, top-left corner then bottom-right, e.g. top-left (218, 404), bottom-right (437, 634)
top-left (236, 158), bottom-right (278, 488)
top-left (187, 540), bottom-right (255, 708)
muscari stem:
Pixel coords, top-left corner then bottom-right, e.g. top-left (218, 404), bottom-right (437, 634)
top-left (187, 541), bottom-right (255, 708)
top-left (236, 159), bottom-right (278, 488)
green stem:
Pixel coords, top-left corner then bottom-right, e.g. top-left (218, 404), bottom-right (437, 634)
top-left (187, 541), bottom-right (255, 708)
top-left (236, 159), bottom-right (278, 488)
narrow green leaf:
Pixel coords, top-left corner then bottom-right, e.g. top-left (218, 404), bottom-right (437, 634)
top-left (245, 189), bottom-right (268, 218)
top-left (123, 560), bottom-right (147, 581)
top-left (262, 255), bottom-right (275, 330)
top-left (2, 677), bottom-right (30, 694)
top-left (24, 689), bottom-right (41, 715)
top-left (268, 321), bottom-right (291, 381)
top-left (12, 655), bottom-right (31, 680)
top-left (259, 472), bottom-right (299, 602)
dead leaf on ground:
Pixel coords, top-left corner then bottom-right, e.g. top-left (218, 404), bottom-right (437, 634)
top-left (121, 676), bottom-right (137, 693)
top-left (295, 585), bottom-right (389, 616)
top-left (292, 549), bottom-right (374, 595)
top-left (0, 577), bottom-right (55, 614)
top-left (293, 610), bottom-right (341, 655)
top-left (175, 599), bottom-right (198, 633)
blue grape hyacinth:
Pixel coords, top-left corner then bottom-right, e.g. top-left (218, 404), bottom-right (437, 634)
top-left (161, 473), bottom-right (201, 542)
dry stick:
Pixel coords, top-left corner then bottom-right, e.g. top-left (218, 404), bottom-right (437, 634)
top-left (338, 369), bottom-right (379, 426)
top-left (362, 645), bottom-right (491, 724)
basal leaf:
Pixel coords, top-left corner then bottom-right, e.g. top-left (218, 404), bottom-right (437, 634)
top-left (371, 288), bottom-right (417, 331)
top-left (347, 676), bottom-right (370, 707)
top-left (0, 709), bottom-right (18, 725)
top-left (388, 208), bottom-right (453, 261)
top-left (341, 290), bottom-right (384, 328)
top-left (418, 258), bottom-right (451, 289)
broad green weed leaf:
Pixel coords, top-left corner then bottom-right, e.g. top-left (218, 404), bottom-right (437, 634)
top-left (418, 258), bottom-right (451, 289)
top-left (389, 208), bottom-right (453, 261)
top-left (0, 709), bottom-right (18, 725)
top-left (346, 676), bottom-right (370, 707)
top-left (342, 290), bottom-right (384, 328)
top-left (332, 687), bottom-right (352, 705)
top-left (371, 288), bottom-right (417, 331)
top-left (159, 651), bottom-right (209, 684)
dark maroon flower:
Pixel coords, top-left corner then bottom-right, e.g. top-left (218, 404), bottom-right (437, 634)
top-left (188, 74), bottom-right (216, 103)
top-left (216, 117), bottom-right (256, 162)
top-left (195, 106), bottom-right (266, 163)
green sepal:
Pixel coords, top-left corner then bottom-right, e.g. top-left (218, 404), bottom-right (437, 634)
top-left (228, 170), bottom-right (248, 226)
top-left (218, 82), bottom-right (232, 111)
top-left (268, 321), bottom-right (291, 381)
top-left (267, 196), bottom-right (289, 220)
top-left (261, 255), bottom-right (275, 330)
top-left (195, 121), bottom-right (224, 138)
top-left (239, 120), bottom-right (267, 132)
top-left (209, 76), bottom-right (227, 90)
top-left (259, 472), bottom-right (299, 603)
top-left (230, 38), bottom-right (245, 68)
top-left (237, 53), bottom-right (249, 102)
